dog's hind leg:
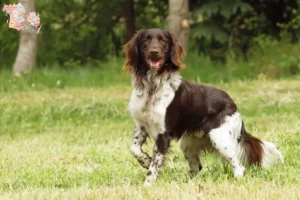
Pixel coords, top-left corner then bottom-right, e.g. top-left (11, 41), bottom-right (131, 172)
top-left (130, 126), bottom-right (152, 169)
top-left (209, 112), bottom-right (245, 177)
top-left (179, 134), bottom-right (202, 177)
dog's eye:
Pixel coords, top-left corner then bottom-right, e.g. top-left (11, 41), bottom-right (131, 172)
top-left (146, 35), bottom-right (151, 40)
top-left (158, 35), bottom-right (166, 42)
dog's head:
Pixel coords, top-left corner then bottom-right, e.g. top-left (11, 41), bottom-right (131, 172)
top-left (122, 28), bottom-right (185, 75)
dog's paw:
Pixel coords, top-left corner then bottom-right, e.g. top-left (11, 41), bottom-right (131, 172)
top-left (143, 179), bottom-right (154, 187)
top-left (143, 173), bottom-right (157, 187)
top-left (187, 169), bottom-right (199, 178)
top-left (139, 157), bottom-right (151, 169)
top-left (233, 165), bottom-right (245, 177)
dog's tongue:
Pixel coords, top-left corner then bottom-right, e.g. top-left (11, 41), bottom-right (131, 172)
top-left (150, 60), bottom-right (160, 68)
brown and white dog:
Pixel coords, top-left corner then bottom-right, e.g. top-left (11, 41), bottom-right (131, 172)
top-left (123, 28), bottom-right (283, 186)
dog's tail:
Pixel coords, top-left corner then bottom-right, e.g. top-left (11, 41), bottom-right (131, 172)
top-left (238, 122), bottom-right (284, 168)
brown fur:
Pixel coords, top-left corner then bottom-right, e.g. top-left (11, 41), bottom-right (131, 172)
top-left (122, 29), bottom-right (185, 77)
top-left (168, 33), bottom-right (185, 70)
top-left (243, 132), bottom-right (264, 165)
top-left (125, 29), bottom-right (282, 184)
top-left (122, 31), bottom-right (142, 74)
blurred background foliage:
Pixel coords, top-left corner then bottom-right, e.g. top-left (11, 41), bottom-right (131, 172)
top-left (1, 0), bottom-right (300, 78)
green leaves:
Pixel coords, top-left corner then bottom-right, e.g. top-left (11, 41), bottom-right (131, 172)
top-left (194, 1), bottom-right (253, 20)
top-left (191, 22), bottom-right (228, 43)
top-left (190, 0), bottom-right (262, 62)
top-left (1, 0), bottom-right (300, 68)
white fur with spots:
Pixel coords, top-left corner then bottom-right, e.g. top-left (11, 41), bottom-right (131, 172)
top-left (130, 126), bottom-right (151, 169)
top-left (129, 72), bottom-right (181, 140)
top-left (129, 71), bottom-right (181, 186)
top-left (128, 73), bottom-right (283, 185)
top-left (208, 112), bottom-right (283, 177)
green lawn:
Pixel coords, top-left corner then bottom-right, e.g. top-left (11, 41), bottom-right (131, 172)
top-left (0, 70), bottom-right (299, 199)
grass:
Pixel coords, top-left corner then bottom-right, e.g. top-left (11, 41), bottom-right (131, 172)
top-left (1, 49), bottom-right (299, 93)
top-left (0, 64), bottom-right (299, 199)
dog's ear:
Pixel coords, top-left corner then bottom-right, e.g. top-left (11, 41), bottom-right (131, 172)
top-left (122, 30), bottom-right (144, 73)
top-left (168, 31), bottom-right (185, 69)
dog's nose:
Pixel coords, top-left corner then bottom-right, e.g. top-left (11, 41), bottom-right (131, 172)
top-left (150, 50), bottom-right (159, 55)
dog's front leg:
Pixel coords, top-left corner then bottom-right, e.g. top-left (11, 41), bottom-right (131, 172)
top-left (144, 133), bottom-right (171, 186)
top-left (130, 126), bottom-right (152, 169)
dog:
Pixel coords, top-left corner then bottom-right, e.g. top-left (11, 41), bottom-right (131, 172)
top-left (122, 28), bottom-right (284, 186)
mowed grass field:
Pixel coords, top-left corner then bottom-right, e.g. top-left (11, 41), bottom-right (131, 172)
top-left (0, 69), bottom-right (299, 200)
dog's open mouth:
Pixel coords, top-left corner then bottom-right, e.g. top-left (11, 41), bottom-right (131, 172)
top-left (148, 59), bottom-right (162, 69)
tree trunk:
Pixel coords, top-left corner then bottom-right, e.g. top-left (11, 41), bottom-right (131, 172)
top-left (168, 0), bottom-right (189, 51)
top-left (125, 0), bottom-right (136, 41)
top-left (13, 0), bottom-right (38, 75)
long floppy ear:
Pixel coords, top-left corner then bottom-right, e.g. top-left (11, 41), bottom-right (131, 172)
top-left (168, 32), bottom-right (185, 69)
top-left (122, 30), bottom-right (143, 73)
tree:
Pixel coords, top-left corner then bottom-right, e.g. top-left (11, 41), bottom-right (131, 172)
top-left (190, 0), bottom-right (254, 62)
top-left (168, 0), bottom-right (190, 51)
top-left (125, 0), bottom-right (136, 41)
top-left (13, 0), bottom-right (38, 75)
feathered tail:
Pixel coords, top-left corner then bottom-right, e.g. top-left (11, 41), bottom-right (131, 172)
top-left (239, 122), bottom-right (284, 168)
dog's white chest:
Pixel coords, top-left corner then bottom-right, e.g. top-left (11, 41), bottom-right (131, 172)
top-left (129, 82), bottom-right (176, 140)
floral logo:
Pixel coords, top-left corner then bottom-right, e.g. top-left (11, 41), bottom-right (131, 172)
top-left (2, 3), bottom-right (42, 33)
